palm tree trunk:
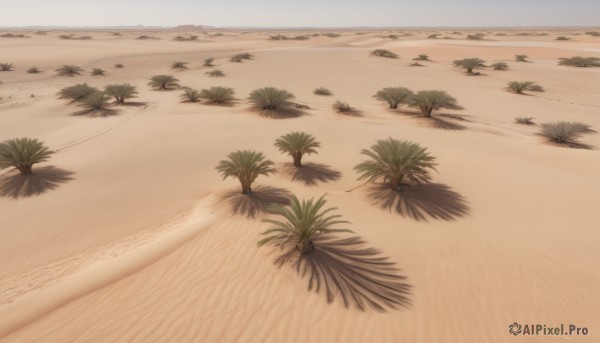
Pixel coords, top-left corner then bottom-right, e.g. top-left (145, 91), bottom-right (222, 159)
top-left (17, 164), bottom-right (32, 175)
top-left (422, 107), bottom-right (433, 117)
top-left (297, 239), bottom-right (314, 253)
top-left (389, 173), bottom-right (405, 191)
top-left (292, 152), bottom-right (303, 167)
top-left (240, 179), bottom-right (252, 194)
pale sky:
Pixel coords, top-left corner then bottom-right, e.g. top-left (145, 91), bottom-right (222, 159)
top-left (1, 0), bottom-right (599, 27)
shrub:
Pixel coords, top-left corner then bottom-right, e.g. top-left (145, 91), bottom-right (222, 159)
top-left (324, 33), bottom-right (341, 38)
top-left (56, 65), bottom-right (83, 76)
top-left (114, 64), bottom-right (124, 68)
top-left (354, 138), bottom-right (437, 191)
top-left (0, 63), bottom-right (14, 71)
top-left (230, 55), bottom-right (244, 63)
top-left (171, 61), bottom-right (188, 69)
top-left (203, 58), bottom-right (215, 67)
top-left (371, 49), bottom-right (398, 58)
top-left (258, 194), bottom-right (351, 254)
top-left (148, 75), bottom-right (180, 90)
top-left (274, 132), bottom-right (321, 167)
top-left (248, 87), bottom-right (295, 110)
top-left (373, 87), bottom-right (413, 109)
top-left (427, 34), bottom-right (441, 39)
top-left (91, 68), bottom-right (105, 76)
top-left (313, 87), bottom-right (332, 96)
top-left (58, 83), bottom-right (98, 102)
top-left (515, 54), bottom-right (529, 62)
top-left (270, 34), bottom-right (289, 40)
top-left (409, 62), bottom-right (423, 67)
top-left (332, 100), bottom-right (352, 112)
top-left (507, 81), bottom-right (544, 94)
top-left (453, 58), bottom-right (485, 73)
top-left (466, 33), bottom-right (485, 40)
top-left (136, 35), bottom-right (159, 40)
top-left (180, 88), bottom-right (201, 102)
top-left (491, 62), bottom-right (508, 70)
top-left (104, 84), bottom-right (138, 104)
top-left (199, 86), bottom-right (235, 104)
top-left (408, 90), bottom-right (462, 117)
top-left (585, 31), bottom-right (600, 37)
top-left (556, 36), bottom-right (570, 41)
top-left (539, 122), bottom-right (590, 143)
top-left (81, 92), bottom-right (111, 111)
top-left (207, 69), bottom-right (225, 77)
top-left (27, 67), bottom-right (41, 74)
top-left (1, 33), bottom-right (30, 38)
top-left (173, 35), bottom-right (198, 41)
top-left (215, 150), bottom-right (275, 194)
top-left (558, 56), bottom-right (600, 67)
top-left (230, 52), bottom-right (253, 62)
top-left (515, 117), bottom-right (534, 125)
top-left (0, 137), bottom-right (54, 175)
top-left (413, 54), bottom-right (430, 61)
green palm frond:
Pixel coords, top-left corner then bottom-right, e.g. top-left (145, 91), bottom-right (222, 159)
top-left (274, 132), bottom-right (320, 167)
top-left (407, 90), bottom-right (462, 117)
top-left (215, 150), bottom-right (275, 194)
top-left (0, 137), bottom-right (54, 175)
top-left (373, 87), bottom-right (413, 109)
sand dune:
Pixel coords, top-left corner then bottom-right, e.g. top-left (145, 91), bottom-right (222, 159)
top-left (1, 29), bottom-right (599, 342)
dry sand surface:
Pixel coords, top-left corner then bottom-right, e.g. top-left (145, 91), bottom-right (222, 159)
top-left (1, 29), bottom-right (600, 342)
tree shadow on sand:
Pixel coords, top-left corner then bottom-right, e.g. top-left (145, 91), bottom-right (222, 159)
top-left (257, 107), bottom-right (305, 119)
top-left (273, 235), bottom-right (411, 311)
top-left (367, 183), bottom-right (469, 221)
top-left (397, 110), bottom-right (467, 130)
top-left (278, 162), bottom-right (341, 186)
top-left (0, 166), bottom-right (75, 199)
top-left (221, 185), bottom-right (291, 218)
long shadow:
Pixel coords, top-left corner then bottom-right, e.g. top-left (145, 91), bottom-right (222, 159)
top-left (70, 108), bottom-right (119, 117)
top-left (278, 162), bottom-right (341, 186)
top-left (221, 185), bottom-right (291, 218)
top-left (367, 183), bottom-right (469, 221)
top-left (273, 235), bottom-right (411, 311)
top-left (0, 166), bottom-right (75, 199)
top-left (397, 110), bottom-right (466, 130)
top-left (257, 107), bottom-right (305, 119)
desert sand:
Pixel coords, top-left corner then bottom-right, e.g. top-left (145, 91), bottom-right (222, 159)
top-left (1, 29), bottom-right (600, 342)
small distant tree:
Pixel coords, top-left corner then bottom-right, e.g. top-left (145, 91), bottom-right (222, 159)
top-left (248, 87), bottom-right (295, 110)
top-left (491, 62), bottom-right (508, 70)
top-left (515, 54), bottom-right (529, 62)
top-left (180, 88), bottom-right (201, 102)
top-left (0, 63), bottom-right (13, 71)
top-left (507, 81), bottom-right (544, 94)
top-left (215, 150), bottom-right (275, 194)
top-left (515, 117), bottom-right (534, 125)
top-left (206, 69), bottom-right (225, 77)
top-left (373, 87), bottom-right (413, 109)
top-left (114, 64), bottom-right (124, 68)
top-left (171, 62), bottom-right (188, 69)
top-left (199, 86), bottom-right (235, 104)
top-left (0, 137), bottom-right (55, 175)
top-left (203, 58), bottom-right (215, 67)
top-left (314, 87), bottom-right (332, 96)
top-left (371, 49), bottom-right (398, 58)
top-left (413, 54), bottom-right (430, 61)
top-left (27, 67), bottom-right (41, 74)
top-left (58, 84), bottom-right (98, 102)
top-left (274, 132), bottom-right (321, 167)
top-left (408, 90), bottom-right (462, 117)
top-left (91, 68), bottom-right (105, 76)
top-left (81, 92), bottom-right (111, 111)
top-left (148, 75), bottom-right (180, 90)
top-left (453, 58), bottom-right (485, 74)
top-left (558, 56), bottom-right (600, 67)
top-left (104, 84), bottom-right (138, 104)
top-left (56, 65), bottom-right (83, 76)
top-left (466, 33), bottom-right (485, 40)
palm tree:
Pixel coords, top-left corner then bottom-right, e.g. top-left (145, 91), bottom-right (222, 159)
top-left (354, 138), bottom-right (437, 191)
top-left (370, 49), bottom-right (398, 58)
top-left (181, 88), bottom-right (201, 102)
top-left (453, 58), bottom-right (485, 73)
top-left (0, 137), bottom-right (54, 175)
top-left (203, 58), bottom-right (215, 67)
top-left (558, 56), bottom-right (600, 67)
top-left (507, 81), bottom-right (544, 94)
top-left (81, 92), bottom-right (112, 111)
top-left (55, 65), bottom-right (83, 76)
top-left (407, 90), bottom-right (462, 117)
top-left (491, 62), bottom-right (508, 70)
top-left (515, 54), bottom-right (529, 62)
top-left (199, 86), bottom-right (235, 104)
top-left (258, 194), bottom-right (352, 253)
top-left (0, 63), bottom-right (14, 71)
top-left (58, 84), bottom-right (98, 102)
top-left (104, 84), bottom-right (138, 104)
top-left (171, 61), bottom-right (188, 69)
top-left (275, 132), bottom-right (320, 167)
top-left (27, 67), bottom-right (41, 74)
top-left (216, 150), bottom-right (275, 194)
top-left (91, 68), bottom-right (105, 76)
top-left (148, 75), bottom-right (180, 90)
top-left (540, 122), bottom-right (590, 144)
top-left (373, 87), bottom-right (414, 109)
top-left (248, 87), bottom-right (295, 110)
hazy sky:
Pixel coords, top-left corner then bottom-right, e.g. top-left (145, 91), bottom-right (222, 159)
top-left (2, 0), bottom-right (599, 27)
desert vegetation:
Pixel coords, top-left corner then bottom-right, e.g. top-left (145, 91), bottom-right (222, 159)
top-left (313, 87), bottom-right (332, 96)
top-left (453, 58), bottom-right (485, 74)
top-left (199, 86), bottom-right (235, 104)
top-left (413, 54), bottom-right (430, 61)
top-left (206, 69), bottom-right (225, 77)
top-left (148, 75), bottom-right (180, 90)
top-left (515, 117), bottom-right (535, 125)
top-left (373, 87), bottom-right (413, 109)
top-left (258, 194), bottom-right (351, 254)
top-left (507, 81), bottom-right (544, 94)
top-left (0, 137), bottom-right (55, 175)
top-left (558, 56), bottom-right (600, 67)
top-left (203, 58), bottom-right (215, 67)
top-left (466, 33), bottom-right (485, 40)
top-left (371, 49), bottom-right (398, 59)
top-left (58, 84), bottom-right (98, 102)
top-left (180, 88), bottom-right (201, 103)
top-left (56, 65), bottom-right (83, 76)
top-left (104, 84), bottom-right (138, 104)
top-left (274, 132), bottom-right (320, 167)
top-left (91, 68), bottom-right (105, 76)
top-left (354, 138), bottom-right (437, 191)
top-left (515, 54), bottom-right (529, 62)
top-left (408, 90), bottom-right (462, 117)
top-left (332, 100), bottom-right (352, 113)
top-left (427, 34), bottom-right (441, 39)
top-left (324, 33), bottom-right (341, 38)
top-left (171, 62), bottom-right (188, 70)
top-left (585, 31), bottom-right (600, 37)
top-left (26, 67), bottom-right (41, 74)
top-left (0, 63), bottom-right (14, 71)
top-left (556, 36), bottom-right (570, 41)
top-left (216, 150), bottom-right (275, 194)
top-left (136, 35), bottom-right (160, 40)
top-left (249, 87), bottom-right (295, 110)
top-left (114, 64), bottom-right (124, 69)
top-left (173, 35), bottom-right (198, 41)
top-left (81, 92), bottom-right (112, 111)
top-left (491, 62), bottom-right (508, 70)
top-left (1, 33), bottom-right (30, 38)
top-left (539, 122), bottom-right (592, 145)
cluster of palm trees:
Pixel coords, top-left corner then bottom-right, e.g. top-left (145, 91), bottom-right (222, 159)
top-left (58, 83), bottom-right (138, 111)
top-left (216, 132), bottom-right (438, 253)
